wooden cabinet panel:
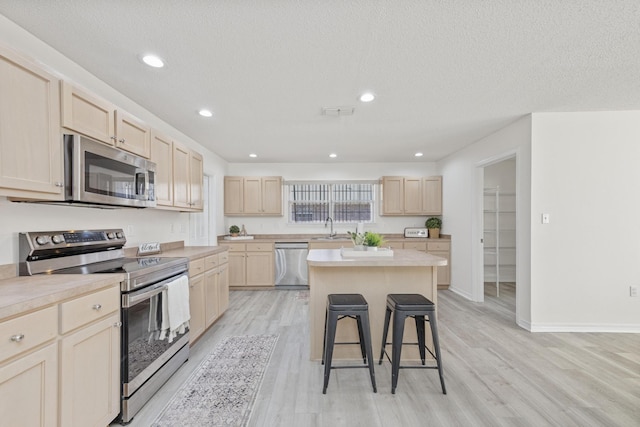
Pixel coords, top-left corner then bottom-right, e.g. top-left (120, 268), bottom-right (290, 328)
top-left (188, 273), bottom-right (205, 341)
top-left (246, 251), bottom-right (274, 287)
top-left (59, 312), bottom-right (120, 427)
top-left (189, 150), bottom-right (204, 210)
top-left (204, 269), bottom-right (219, 327)
top-left (172, 142), bottom-right (191, 209)
top-left (60, 80), bottom-right (114, 145)
top-left (0, 305), bottom-right (57, 362)
top-left (228, 252), bottom-right (246, 287)
top-left (0, 47), bottom-right (63, 199)
top-left (218, 264), bottom-right (229, 314)
top-left (150, 130), bottom-right (174, 206)
top-left (224, 176), bottom-right (282, 216)
top-left (0, 342), bottom-right (57, 427)
top-left (404, 241), bottom-right (427, 251)
top-left (114, 109), bottom-right (151, 158)
top-left (380, 176), bottom-right (442, 216)
top-left (189, 258), bottom-right (205, 277)
top-left (59, 286), bottom-right (119, 334)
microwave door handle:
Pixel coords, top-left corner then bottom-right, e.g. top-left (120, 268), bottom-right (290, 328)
top-left (135, 170), bottom-right (147, 197)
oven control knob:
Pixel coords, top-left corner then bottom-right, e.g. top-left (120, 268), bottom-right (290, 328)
top-left (116, 232), bottom-right (124, 239)
top-left (107, 232), bottom-right (116, 239)
top-left (35, 235), bottom-right (49, 245)
top-left (52, 235), bottom-right (65, 244)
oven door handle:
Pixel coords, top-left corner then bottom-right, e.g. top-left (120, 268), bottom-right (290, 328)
top-left (123, 273), bottom-right (187, 308)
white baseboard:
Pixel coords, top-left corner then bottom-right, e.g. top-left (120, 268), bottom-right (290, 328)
top-left (529, 323), bottom-right (640, 333)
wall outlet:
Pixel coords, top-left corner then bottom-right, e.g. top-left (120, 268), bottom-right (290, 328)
top-left (631, 286), bottom-right (638, 297)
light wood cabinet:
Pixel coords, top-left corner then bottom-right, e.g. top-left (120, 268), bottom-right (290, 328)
top-left (60, 81), bottom-right (151, 158)
top-left (227, 242), bottom-right (274, 287)
top-left (59, 311), bottom-right (120, 427)
top-left (380, 176), bottom-right (442, 216)
top-left (224, 176), bottom-right (282, 216)
top-left (172, 141), bottom-right (203, 211)
top-left (0, 46), bottom-right (63, 200)
top-left (0, 282), bottom-right (120, 427)
top-left (188, 273), bottom-right (206, 340)
top-left (0, 342), bottom-right (58, 427)
top-left (188, 250), bottom-right (229, 343)
top-left (382, 239), bottom-right (451, 289)
top-left (150, 130), bottom-right (174, 206)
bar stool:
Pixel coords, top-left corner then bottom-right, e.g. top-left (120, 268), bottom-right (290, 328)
top-left (379, 293), bottom-right (446, 394)
top-left (322, 293), bottom-right (377, 394)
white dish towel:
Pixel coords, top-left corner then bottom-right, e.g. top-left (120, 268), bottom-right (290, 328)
top-left (159, 275), bottom-right (190, 343)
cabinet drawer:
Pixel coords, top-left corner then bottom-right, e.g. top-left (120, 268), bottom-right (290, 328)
top-left (226, 243), bottom-right (246, 252)
top-left (189, 258), bottom-right (205, 276)
top-left (218, 251), bottom-right (229, 264)
top-left (0, 306), bottom-right (57, 362)
top-left (204, 254), bottom-right (219, 271)
top-left (60, 286), bottom-right (120, 334)
top-left (427, 241), bottom-right (450, 251)
top-left (404, 241), bottom-right (427, 251)
top-left (386, 240), bottom-right (405, 250)
top-left (246, 242), bottom-right (273, 252)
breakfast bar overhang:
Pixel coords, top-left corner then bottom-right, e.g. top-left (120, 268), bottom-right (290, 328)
top-left (307, 248), bottom-right (447, 361)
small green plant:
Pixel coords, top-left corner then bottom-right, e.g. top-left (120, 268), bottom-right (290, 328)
top-left (363, 232), bottom-right (385, 247)
top-left (229, 225), bottom-right (240, 234)
top-left (425, 217), bottom-right (442, 229)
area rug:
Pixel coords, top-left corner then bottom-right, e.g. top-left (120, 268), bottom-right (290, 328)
top-left (151, 334), bottom-right (279, 427)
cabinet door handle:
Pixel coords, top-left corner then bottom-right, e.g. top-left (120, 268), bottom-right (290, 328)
top-left (113, 322), bottom-right (122, 328)
top-left (10, 333), bottom-right (25, 342)
top-left (110, 135), bottom-right (117, 141)
top-left (92, 304), bottom-right (102, 311)
top-left (54, 182), bottom-right (64, 187)
top-left (119, 138), bottom-right (125, 143)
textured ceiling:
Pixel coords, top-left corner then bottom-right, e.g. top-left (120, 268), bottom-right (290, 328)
top-left (1, 1), bottom-right (639, 163)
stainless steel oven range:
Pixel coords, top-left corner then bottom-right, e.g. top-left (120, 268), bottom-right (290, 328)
top-left (19, 228), bottom-right (189, 424)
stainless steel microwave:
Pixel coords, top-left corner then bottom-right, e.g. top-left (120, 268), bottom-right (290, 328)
top-left (64, 134), bottom-right (156, 208)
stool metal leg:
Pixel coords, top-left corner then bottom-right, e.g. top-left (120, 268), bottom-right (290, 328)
top-left (359, 310), bottom-right (377, 392)
top-left (379, 306), bottom-right (392, 364)
top-left (356, 315), bottom-right (367, 364)
top-left (391, 310), bottom-right (406, 394)
top-left (322, 310), bottom-right (338, 394)
top-left (321, 306), bottom-right (328, 365)
top-left (428, 313), bottom-right (447, 394)
top-left (415, 314), bottom-right (426, 365)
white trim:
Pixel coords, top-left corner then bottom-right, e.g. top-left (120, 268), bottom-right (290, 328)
top-left (529, 323), bottom-right (640, 333)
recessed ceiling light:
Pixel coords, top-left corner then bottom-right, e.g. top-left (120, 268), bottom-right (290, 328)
top-left (359, 92), bottom-right (375, 102)
top-left (141, 54), bottom-right (165, 68)
top-left (415, 152), bottom-right (424, 157)
top-left (329, 153), bottom-right (337, 158)
top-left (198, 109), bottom-right (213, 117)
top-left (249, 153), bottom-right (257, 158)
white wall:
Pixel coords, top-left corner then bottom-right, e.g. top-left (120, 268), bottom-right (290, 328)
top-left (225, 162), bottom-right (438, 236)
top-left (438, 116), bottom-right (532, 328)
top-left (0, 16), bottom-right (229, 265)
top-left (530, 111), bottom-right (640, 331)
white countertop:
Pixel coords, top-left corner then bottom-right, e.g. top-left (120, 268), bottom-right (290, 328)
top-left (307, 248), bottom-right (447, 267)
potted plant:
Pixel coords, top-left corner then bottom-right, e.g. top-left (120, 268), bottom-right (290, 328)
top-left (229, 225), bottom-right (240, 237)
top-left (426, 217), bottom-right (442, 239)
top-left (363, 232), bottom-right (385, 250)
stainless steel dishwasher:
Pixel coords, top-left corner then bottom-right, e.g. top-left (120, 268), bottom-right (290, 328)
top-left (274, 242), bottom-right (309, 288)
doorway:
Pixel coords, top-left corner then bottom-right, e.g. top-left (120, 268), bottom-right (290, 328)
top-left (481, 156), bottom-right (517, 314)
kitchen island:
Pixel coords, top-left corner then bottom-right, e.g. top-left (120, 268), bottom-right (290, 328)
top-left (307, 248), bottom-right (447, 361)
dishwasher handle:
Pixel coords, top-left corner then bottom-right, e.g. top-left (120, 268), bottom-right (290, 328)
top-left (274, 242), bottom-right (309, 249)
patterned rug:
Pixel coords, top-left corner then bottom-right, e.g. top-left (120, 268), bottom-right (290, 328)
top-left (151, 334), bottom-right (279, 427)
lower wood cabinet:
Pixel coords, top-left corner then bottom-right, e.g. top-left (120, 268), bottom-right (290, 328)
top-left (59, 312), bottom-right (120, 427)
top-left (227, 242), bottom-right (274, 288)
top-left (385, 239), bottom-right (451, 289)
top-left (0, 281), bottom-right (121, 427)
top-left (0, 342), bottom-right (58, 427)
top-left (189, 250), bottom-right (229, 343)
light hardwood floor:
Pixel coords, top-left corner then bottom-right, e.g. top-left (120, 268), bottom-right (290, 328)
top-left (116, 286), bottom-right (640, 427)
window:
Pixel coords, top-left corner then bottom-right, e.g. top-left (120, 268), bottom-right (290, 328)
top-left (287, 182), bottom-right (375, 223)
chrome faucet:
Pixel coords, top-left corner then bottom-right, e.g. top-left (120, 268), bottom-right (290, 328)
top-left (325, 216), bottom-right (336, 237)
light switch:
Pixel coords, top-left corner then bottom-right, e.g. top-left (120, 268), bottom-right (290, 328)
top-left (542, 213), bottom-right (550, 224)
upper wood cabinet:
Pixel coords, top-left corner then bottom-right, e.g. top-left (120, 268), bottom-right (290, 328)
top-left (380, 176), bottom-right (442, 216)
top-left (224, 176), bottom-right (282, 216)
top-left (0, 45), bottom-right (63, 200)
top-left (172, 141), bottom-right (203, 211)
top-left (61, 81), bottom-right (151, 158)
top-left (150, 130), bottom-right (174, 207)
